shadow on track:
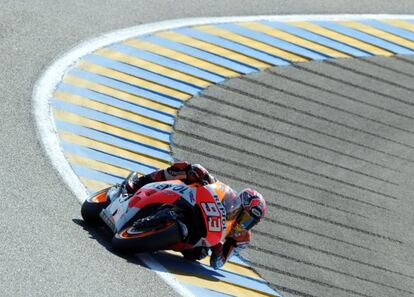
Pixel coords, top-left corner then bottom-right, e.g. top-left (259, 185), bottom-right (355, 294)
top-left (72, 218), bottom-right (146, 267)
top-left (72, 218), bottom-right (224, 275)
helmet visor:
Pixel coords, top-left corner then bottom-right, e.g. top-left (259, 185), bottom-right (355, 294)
top-left (238, 210), bottom-right (259, 230)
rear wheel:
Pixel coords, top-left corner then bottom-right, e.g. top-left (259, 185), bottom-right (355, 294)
top-left (111, 221), bottom-right (182, 254)
top-left (81, 188), bottom-right (111, 226)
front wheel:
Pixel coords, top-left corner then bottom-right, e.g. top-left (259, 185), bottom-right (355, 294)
top-left (111, 221), bottom-right (182, 254)
top-left (81, 188), bottom-right (111, 226)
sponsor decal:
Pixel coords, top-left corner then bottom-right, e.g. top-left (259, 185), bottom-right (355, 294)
top-left (206, 186), bottom-right (227, 235)
top-left (189, 191), bottom-right (195, 203)
top-left (147, 182), bottom-right (196, 206)
top-left (201, 202), bottom-right (222, 232)
top-left (251, 207), bottom-right (262, 218)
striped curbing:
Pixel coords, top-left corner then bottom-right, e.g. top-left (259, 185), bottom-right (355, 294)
top-left (34, 15), bottom-right (414, 297)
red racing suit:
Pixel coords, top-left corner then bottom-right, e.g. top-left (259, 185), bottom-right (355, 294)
top-left (127, 161), bottom-right (251, 269)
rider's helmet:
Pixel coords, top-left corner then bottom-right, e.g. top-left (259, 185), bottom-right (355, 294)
top-left (235, 188), bottom-right (266, 231)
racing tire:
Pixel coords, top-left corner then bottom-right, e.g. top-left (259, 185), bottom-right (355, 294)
top-left (81, 188), bottom-right (111, 226)
top-left (111, 221), bottom-right (182, 254)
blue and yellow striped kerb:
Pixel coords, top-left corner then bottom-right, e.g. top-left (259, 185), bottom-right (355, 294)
top-left (51, 17), bottom-right (414, 297)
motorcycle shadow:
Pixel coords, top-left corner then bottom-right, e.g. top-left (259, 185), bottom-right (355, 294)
top-left (73, 219), bottom-right (223, 278)
top-left (148, 251), bottom-right (225, 280)
top-left (72, 218), bottom-right (145, 266)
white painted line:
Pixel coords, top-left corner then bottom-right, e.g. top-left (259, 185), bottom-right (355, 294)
top-left (139, 253), bottom-right (196, 297)
top-left (32, 54), bottom-right (89, 203)
top-left (32, 14), bottom-right (414, 202)
top-left (32, 14), bottom-right (414, 297)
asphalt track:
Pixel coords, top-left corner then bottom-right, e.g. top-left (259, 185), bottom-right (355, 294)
top-left (174, 55), bottom-right (414, 296)
top-left (3, 1), bottom-right (414, 297)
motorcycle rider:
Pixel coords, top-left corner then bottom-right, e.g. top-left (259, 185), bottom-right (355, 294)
top-left (126, 161), bottom-right (267, 270)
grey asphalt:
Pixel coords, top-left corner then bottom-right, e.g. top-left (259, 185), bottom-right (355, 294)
top-left (2, 1), bottom-right (414, 297)
top-left (174, 55), bottom-right (414, 296)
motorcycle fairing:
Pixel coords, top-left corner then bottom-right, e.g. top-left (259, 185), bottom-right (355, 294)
top-left (193, 184), bottom-right (227, 247)
top-left (138, 181), bottom-right (197, 207)
top-left (100, 180), bottom-right (228, 248)
top-left (101, 181), bottom-right (193, 233)
top-left (100, 192), bottom-right (138, 233)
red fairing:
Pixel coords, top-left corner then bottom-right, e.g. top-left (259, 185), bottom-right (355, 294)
top-left (196, 186), bottom-right (225, 247)
top-left (128, 187), bottom-right (181, 209)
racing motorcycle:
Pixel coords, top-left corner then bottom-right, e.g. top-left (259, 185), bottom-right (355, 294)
top-left (81, 173), bottom-right (233, 253)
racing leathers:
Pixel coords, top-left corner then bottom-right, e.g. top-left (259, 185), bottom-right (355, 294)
top-left (126, 161), bottom-right (250, 269)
